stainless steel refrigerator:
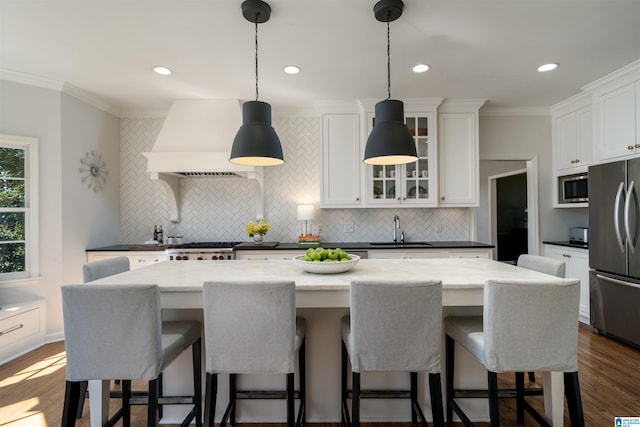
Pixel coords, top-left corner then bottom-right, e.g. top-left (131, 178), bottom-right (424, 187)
top-left (589, 158), bottom-right (640, 348)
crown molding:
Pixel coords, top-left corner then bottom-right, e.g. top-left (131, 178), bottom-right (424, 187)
top-left (119, 111), bottom-right (167, 119)
top-left (480, 107), bottom-right (550, 117)
top-left (61, 83), bottom-right (121, 117)
top-left (0, 68), bottom-right (64, 91)
top-left (581, 58), bottom-right (640, 93)
top-left (0, 68), bottom-right (121, 117)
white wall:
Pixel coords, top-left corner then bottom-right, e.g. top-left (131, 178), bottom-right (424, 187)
top-left (478, 114), bottom-right (588, 251)
top-left (0, 80), bottom-right (120, 339)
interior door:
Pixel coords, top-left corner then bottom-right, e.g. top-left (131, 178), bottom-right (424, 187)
top-left (589, 161), bottom-right (626, 275)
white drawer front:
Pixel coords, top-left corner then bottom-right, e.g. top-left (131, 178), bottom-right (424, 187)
top-left (0, 307), bottom-right (41, 346)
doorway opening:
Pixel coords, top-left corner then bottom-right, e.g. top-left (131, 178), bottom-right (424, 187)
top-left (478, 156), bottom-right (539, 261)
top-left (493, 171), bottom-right (528, 263)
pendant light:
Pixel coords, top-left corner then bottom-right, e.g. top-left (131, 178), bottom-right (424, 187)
top-left (230, 0), bottom-right (284, 166)
top-left (363, 0), bottom-right (417, 166)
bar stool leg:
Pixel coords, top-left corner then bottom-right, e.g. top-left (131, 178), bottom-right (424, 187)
top-left (287, 372), bottom-right (295, 427)
top-left (429, 373), bottom-right (445, 427)
top-left (229, 373), bottom-right (237, 425)
top-left (193, 339), bottom-right (202, 427)
top-left (341, 341), bottom-right (349, 424)
top-left (203, 373), bottom-right (218, 427)
top-left (564, 372), bottom-right (585, 427)
top-left (299, 338), bottom-right (306, 425)
top-left (445, 334), bottom-right (455, 424)
top-left (147, 379), bottom-right (159, 427)
top-left (122, 380), bottom-right (131, 427)
top-left (487, 371), bottom-right (500, 427)
top-left (62, 381), bottom-right (81, 427)
top-left (410, 372), bottom-right (418, 424)
top-left (516, 372), bottom-right (525, 424)
top-left (352, 372), bottom-right (360, 427)
top-left (75, 381), bottom-right (87, 419)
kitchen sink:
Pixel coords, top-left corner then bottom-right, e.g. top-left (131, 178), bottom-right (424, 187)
top-left (369, 242), bottom-right (431, 246)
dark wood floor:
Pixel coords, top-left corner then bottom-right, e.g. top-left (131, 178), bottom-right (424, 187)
top-left (0, 323), bottom-right (639, 426)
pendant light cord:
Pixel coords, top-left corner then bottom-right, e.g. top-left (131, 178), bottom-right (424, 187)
top-left (255, 18), bottom-right (259, 101)
top-left (386, 18), bottom-right (391, 100)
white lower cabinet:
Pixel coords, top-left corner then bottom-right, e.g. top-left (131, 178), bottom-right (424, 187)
top-left (368, 248), bottom-right (491, 259)
top-left (0, 299), bottom-right (46, 364)
top-left (543, 244), bottom-right (590, 323)
top-left (234, 250), bottom-right (306, 260)
top-left (368, 250), bottom-right (445, 259)
top-left (445, 249), bottom-right (492, 259)
top-left (86, 251), bottom-right (169, 269)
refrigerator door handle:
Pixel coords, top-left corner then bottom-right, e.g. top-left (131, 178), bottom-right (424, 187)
top-left (596, 273), bottom-right (640, 290)
top-left (624, 180), bottom-right (638, 254)
top-left (614, 181), bottom-right (626, 252)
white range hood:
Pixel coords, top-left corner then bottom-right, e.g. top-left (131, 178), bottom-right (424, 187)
top-left (143, 99), bottom-right (264, 223)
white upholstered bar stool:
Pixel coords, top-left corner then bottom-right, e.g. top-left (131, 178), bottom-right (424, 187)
top-left (517, 254), bottom-right (565, 278)
top-left (445, 279), bottom-right (585, 427)
top-left (202, 280), bottom-right (306, 427)
top-left (341, 279), bottom-right (445, 427)
top-left (76, 256), bottom-right (131, 418)
top-left (517, 254), bottom-right (566, 384)
top-left (82, 256), bottom-right (130, 282)
top-left (60, 284), bottom-right (202, 427)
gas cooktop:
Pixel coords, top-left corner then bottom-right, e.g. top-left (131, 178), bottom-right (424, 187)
top-left (172, 242), bottom-right (242, 249)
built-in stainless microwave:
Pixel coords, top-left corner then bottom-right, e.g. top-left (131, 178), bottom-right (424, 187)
top-left (558, 172), bottom-right (588, 204)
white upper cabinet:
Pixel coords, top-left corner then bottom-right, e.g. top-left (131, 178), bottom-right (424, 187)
top-left (437, 100), bottom-right (485, 206)
top-left (317, 102), bottom-right (362, 208)
top-left (551, 92), bottom-right (593, 174)
top-left (594, 81), bottom-right (639, 160)
top-left (361, 99), bottom-right (442, 208)
top-left (584, 60), bottom-right (640, 162)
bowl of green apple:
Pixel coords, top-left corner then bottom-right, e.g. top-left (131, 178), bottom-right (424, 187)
top-left (293, 247), bottom-right (360, 274)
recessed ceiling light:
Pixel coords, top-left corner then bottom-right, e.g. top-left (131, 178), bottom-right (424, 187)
top-left (153, 66), bottom-right (172, 76)
top-left (413, 64), bottom-right (431, 73)
top-left (537, 63), bottom-right (559, 72)
top-left (283, 65), bottom-right (301, 74)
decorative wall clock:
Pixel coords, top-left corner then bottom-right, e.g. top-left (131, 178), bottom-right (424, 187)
top-left (79, 150), bottom-right (108, 191)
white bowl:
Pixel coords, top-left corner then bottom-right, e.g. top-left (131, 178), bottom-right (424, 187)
top-left (293, 254), bottom-right (360, 274)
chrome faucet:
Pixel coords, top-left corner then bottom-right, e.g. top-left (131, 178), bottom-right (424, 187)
top-left (393, 214), bottom-right (401, 244)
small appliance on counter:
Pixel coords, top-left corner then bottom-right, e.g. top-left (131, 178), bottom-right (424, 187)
top-left (569, 227), bottom-right (588, 245)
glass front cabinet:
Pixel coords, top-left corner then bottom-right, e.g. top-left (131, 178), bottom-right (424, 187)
top-left (365, 110), bottom-right (438, 207)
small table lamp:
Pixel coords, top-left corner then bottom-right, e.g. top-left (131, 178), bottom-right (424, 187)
top-left (297, 204), bottom-right (315, 236)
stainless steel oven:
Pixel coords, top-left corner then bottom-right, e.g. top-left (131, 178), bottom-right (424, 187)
top-left (165, 242), bottom-right (241, 261)
top-left (558, 172), bottom-right (588, 204)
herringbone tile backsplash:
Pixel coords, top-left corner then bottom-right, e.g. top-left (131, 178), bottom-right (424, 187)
top-left (120, 116), bottom-right (470, 244)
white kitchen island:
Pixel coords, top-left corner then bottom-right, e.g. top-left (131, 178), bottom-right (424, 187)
top-left (85, 258), bottom-right (570, 425)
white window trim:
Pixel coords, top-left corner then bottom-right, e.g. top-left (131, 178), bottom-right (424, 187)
top-left (0, 133), bottom-right (39, 283)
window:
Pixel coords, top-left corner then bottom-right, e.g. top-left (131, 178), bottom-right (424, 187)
top-left (0, 134), bottom-right (39, 282)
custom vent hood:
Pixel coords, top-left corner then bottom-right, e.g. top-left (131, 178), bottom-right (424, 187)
top-left (142, 99), bottom-right (264, 223)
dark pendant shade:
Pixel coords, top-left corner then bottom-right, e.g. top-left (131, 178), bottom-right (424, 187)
top-left (230, 100), bottom-right (284, 166)
top-left (363, 99), bottom-right (417, 165)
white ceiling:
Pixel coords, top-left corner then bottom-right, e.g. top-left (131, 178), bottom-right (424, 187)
top-left (2, 0), bottom-right (640, 116)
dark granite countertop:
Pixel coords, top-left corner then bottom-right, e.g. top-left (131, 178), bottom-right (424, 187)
top-left (89, 241), bottom-right (494, 252)
top-left (234, 241), bottom-right (494, 250)
top-left (543, 241), bottom-right (589, 250)
top-left (86, 244), bottom-right (173, 252)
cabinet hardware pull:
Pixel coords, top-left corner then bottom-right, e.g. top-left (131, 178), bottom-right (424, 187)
top-left (0, 323), bottom-right (24, 336)
top-left (629, 145), bottom-right (635, 150)
top-left (570, 160), bottom-right (575, 164)
top-left (356, 197), bottom-right (360, 201)
top-left (636, 144), bottom-right (640, 149)
top-left (575, 159), bottom-right (580, 163)
top-left (139, 258), bottom-right (158, 262)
